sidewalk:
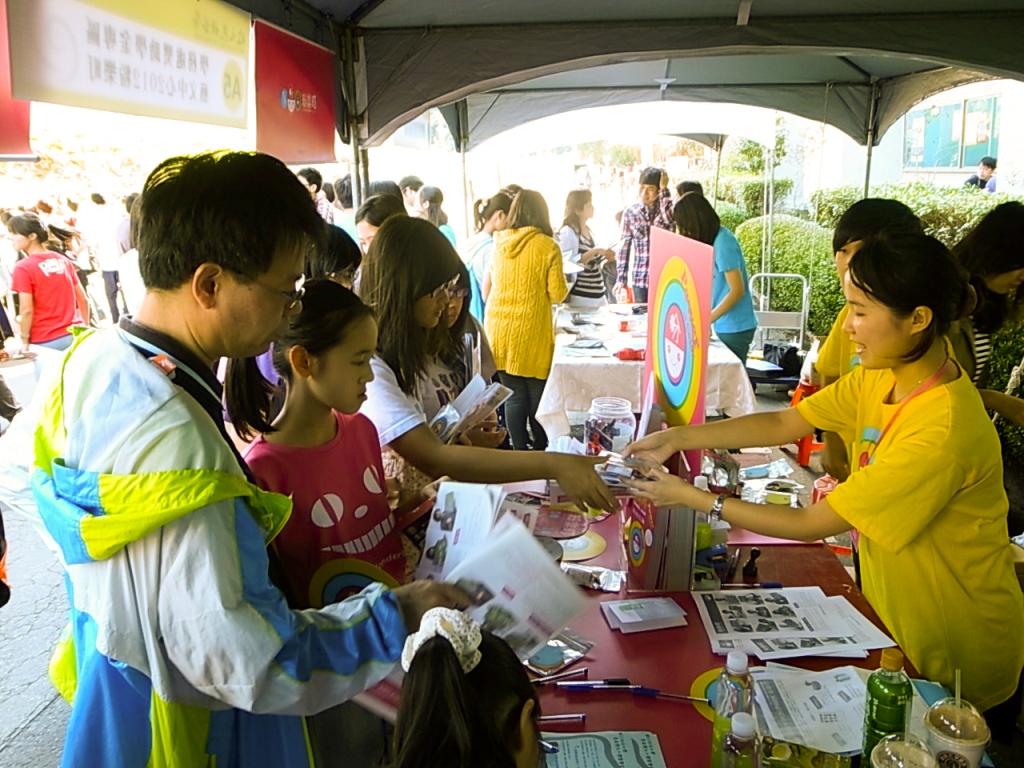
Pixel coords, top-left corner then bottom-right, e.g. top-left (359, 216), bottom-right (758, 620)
top-left (0, 358), bottom-right (69, 768)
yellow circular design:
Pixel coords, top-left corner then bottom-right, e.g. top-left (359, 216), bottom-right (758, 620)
top-left (689, 667), bottom-right (720, 722)
top-left (222, 60), bottom-right (244, 113)
top-left (651, 256), bottom-right (703, 424)
top-left (308, 558), bottom-right (399, 609)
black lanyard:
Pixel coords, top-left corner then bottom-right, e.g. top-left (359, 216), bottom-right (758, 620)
top-left (117, 317), bottom-right (254, 482)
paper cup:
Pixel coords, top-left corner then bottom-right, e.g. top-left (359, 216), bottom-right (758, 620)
top-left (923, 699), bottom-right (990, 768)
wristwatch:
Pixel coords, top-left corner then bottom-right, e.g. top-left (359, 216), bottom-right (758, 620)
top-left (709, 494), bottom-right (728, 523)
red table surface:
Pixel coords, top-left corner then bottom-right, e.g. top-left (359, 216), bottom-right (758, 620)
top-left (538, 517), bottom-right (909, 765)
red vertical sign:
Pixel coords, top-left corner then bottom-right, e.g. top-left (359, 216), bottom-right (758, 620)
top-left (0, 0), bottom-right (35, 161)
top-left (254, 21), bottom-right (336, 164)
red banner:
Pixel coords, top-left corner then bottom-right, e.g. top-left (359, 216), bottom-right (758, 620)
top-left (254, 21), bottom-right (336, 164)
top-left (0, 0), bottom-right (35, 161)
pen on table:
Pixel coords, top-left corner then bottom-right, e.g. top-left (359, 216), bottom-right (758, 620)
top-left (533, 667), bottom-right (589, 686)
top-left (559, 683), bottom-right (710, 705)
top-left (539, 739), bottom-right (560, 755)
top-left (720, 581), bottom-right (783, 589)
top-left (538, 713), bottom-right (586, 723)
top-left (557, 677), bottom-right (630, 689)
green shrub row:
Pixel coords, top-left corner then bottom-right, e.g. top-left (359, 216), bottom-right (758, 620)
top-left (734, 214), bottom-right (841, 337)
top-left (810, 182), bottom-right (1016, 247)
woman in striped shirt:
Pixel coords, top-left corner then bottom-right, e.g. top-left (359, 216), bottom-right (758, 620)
top-left (558, 190), bottom-right (614, 308)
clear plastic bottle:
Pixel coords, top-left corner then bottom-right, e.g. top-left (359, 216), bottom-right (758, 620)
top-left (720, 712), bottom-right (760, 768)
top-left (585, 396), bottom-right (637, 455)
top-left (711, 651), bottom-right (755, 768)
top-left (862, 648), bottom-right (913, 759)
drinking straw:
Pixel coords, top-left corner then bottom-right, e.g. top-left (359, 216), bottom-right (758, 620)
top-left (954, 669), bottom-right (961, 710)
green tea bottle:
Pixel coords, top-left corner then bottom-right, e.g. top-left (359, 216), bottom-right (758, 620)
top-left (862, 648), bottom-right (913, 758)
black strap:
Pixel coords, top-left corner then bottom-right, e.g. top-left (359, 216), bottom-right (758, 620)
top-left (117, 317), bottom-right (254, 482)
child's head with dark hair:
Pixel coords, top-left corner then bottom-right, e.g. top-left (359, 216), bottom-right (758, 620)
top-left (473, 192), bottom-right (512, 233)
top-left (501, 184), bottom-right (523, 199)
top-left (7, 212), bottom-right (78, 254)
top-left (136, 152), bottom-right (323, 291)
top-left (308, 224), bottom-right (362, 288)
top-left (355, 194), bottom-right (407, 252)
top-left (334, 176), bottom-right (353, 209)
top-left (124, 193), bottom-right (139, 214)
top-left (953, 201), bottom-right (1024, 333)
top-left (359, 216), bottom-right (461, 394)
top-left (676, 180), bottom-right (704, 198)
top-left (390, 613), bottom-right (541, 768)
top-left (505, 190), bottom-right (552, 237)
top-left (846, 232), bottom-right (972, 365)
top-left (368, 180), bottom-right (403, 200)
top-left (418, 186), bottom-right (449, 227)
top-left (832, 198), bottom-right (922, 278)
top-left (399, 175), bottom-right (423, 194)
top-left (225, 278), bottom-right (376, 439)
top-left (322, 180), bottom-right (335, 204)
top-left (672, 192), bottom-right (721, 245)
top-left (296, 167), bottom-right (323, 194)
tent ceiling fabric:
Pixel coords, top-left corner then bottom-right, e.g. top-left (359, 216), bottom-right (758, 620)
top-left (224, 2), bottom-right (1024, 148)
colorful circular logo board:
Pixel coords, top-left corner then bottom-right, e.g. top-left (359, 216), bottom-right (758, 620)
top-left (308, 558), bottom-right (399, 608)
top-left (652, 256), bottom-right (703, 423)
top-left (559, 531), bottom-right (607, 562)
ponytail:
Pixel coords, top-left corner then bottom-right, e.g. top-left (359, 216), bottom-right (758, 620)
top-left (389, 633), bottom-right (537, 768)
top-left (224, 356), bottom-right (279, 440)
top-left (224, 279), bottom-right (375, 440)
top-left (473, 192), bottom-right (512, 233)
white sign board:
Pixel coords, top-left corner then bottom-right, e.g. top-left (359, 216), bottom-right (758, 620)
top-left (7, 0), bottom-right (250, 127)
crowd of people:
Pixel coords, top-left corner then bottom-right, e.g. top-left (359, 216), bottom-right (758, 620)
top-left (0, 151), bottom-right (1022, 767)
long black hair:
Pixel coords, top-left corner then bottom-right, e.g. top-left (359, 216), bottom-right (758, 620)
top-left (473, 192), bottom-right (512, 232)
top-left (224, 279), bottom-right (374, 439)
top-left (832, 198), bottom-right (922, 253)
top-left (388, 631), bottom-right (540, 768)
top-left (359, 216), bottom-right (461, 395)
top-left (953, 202), bottom-right (1024, 333)
top-left (420, 186), bottom-right (449, 227)
top-left (672, 192), bottom-right (720, 245)
top-left (848, 232), bottom-right (972, 363)
top-left (7, 212), bottom-right (80, 255)
top-left (307, 224), bottom-right (361, 283)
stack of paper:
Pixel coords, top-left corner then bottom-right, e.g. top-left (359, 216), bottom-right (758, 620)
top-left (541, 732), bottom-right (667, 768)
top-left (600, 597), bottom-right (687, 634)
top-left (619, 497), bottom-right (696, 592)
top-left (693, 587), bottom-right (895, 661)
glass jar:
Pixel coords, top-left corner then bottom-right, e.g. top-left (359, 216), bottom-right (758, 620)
top-left (585, 397), bottom-right (637, 455)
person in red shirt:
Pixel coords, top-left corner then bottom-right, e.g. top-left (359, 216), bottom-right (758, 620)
top-left (8, 212), bottom-right (89, 365)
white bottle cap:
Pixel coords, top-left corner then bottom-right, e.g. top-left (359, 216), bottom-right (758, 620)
top-left (693, 476), bottom-right (709, 491)
top-left (731, 712), bottom-right (756, 740)
top-left (726, 651), bottom-right (748, 675)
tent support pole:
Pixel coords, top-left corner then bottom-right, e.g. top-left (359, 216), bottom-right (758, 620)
top-left (863, 80), bottom-right (880, 198)
top-left (342, 26), bottom-right (363, 206)
top-left (713, 146), bottom-right (722, 208)
top-left (458, 100), bottom-right (471, 240)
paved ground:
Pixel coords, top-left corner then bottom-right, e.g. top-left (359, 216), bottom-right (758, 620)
top-left (0, 365), bottom-right (1019, 765)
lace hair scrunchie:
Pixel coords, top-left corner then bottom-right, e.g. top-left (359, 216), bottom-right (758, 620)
top-left (401, 607), bottom-right (482, 674)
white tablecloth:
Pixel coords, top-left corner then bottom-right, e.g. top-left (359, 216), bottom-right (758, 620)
top-left (535, 307), bottom-right (757, 439)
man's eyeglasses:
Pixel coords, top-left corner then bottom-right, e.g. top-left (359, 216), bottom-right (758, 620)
top-left (254, 275), bottom-right (306, 310)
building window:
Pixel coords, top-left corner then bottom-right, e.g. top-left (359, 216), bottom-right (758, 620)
top-left (903, 96), bottom-right (1000, 169)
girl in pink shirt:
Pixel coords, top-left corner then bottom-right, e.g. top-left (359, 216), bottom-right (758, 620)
top-left (226, 279), bottom-right (404, 610)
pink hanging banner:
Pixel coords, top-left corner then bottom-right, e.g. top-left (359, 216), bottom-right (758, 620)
top-left (0, 0), bottom-right (35, 161)
top-left (254, 20), bottom-right (336, 164)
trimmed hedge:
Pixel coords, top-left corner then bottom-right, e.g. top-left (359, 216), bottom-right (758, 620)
top-left (734, 215), bottom-right (841, 337)
top-left (811, 182), bottom-right (1016, 247)
top-left (714, 201), bottom-right (748, 233)
top-left (718, 177), bottom-right (795, 219)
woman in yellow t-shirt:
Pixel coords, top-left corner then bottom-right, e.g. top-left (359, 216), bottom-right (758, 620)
top-left (815, 199), bottom-right (923, 481)
top-left (625, 232), bottom-right (1024, 735)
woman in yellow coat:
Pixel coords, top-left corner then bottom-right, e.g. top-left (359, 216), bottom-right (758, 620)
top-left (486, 190), bottom-right (568, 449)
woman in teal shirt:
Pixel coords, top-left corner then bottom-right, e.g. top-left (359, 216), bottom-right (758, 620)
top-left (673, 192), bottom-right (758, 362)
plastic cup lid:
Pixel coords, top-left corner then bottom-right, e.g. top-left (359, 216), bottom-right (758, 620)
top-left (726, 651), bottom-right (748, 675)
top-left (870, 734), bottom-right (935, 768)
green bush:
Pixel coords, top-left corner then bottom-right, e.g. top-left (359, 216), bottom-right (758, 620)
top-left (718, 177), bottom-right (795, 219)
top-left (735, 215), bottom-right (841, 337)
top-left (810, 182), bottom-right (1016, 247)
top-left (985, 327), bottom-right (1024, 468)
top-left (714, 201), bottom-right (748, 233)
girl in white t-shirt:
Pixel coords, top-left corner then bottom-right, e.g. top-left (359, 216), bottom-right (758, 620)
top-left (358, 216), bottom-right (615, 514)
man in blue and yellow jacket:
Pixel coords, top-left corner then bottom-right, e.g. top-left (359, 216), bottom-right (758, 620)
top-left (32, 152), bottom-right (466, 767)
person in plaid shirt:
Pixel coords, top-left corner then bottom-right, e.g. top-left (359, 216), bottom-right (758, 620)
top-left (615, 166), bottom-right (673, 303)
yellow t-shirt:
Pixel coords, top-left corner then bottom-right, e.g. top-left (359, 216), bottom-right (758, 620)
top-left (797, 365), bottom-right (1024, 711)
top-left (815, 305), bottom-right (858, 380)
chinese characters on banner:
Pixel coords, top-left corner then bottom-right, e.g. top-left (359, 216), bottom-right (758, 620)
top-left (6, 0), bottom-right (250, 128)
top-left (0, 0), bottom-right (34, 160)
top-left (254, 21), bottom-right (337, 164)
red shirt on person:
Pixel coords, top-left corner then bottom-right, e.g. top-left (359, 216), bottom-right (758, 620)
top-left (244, 411), bottom-right (405, 609)
top-left (10, 251), bottom-right (83, 343)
